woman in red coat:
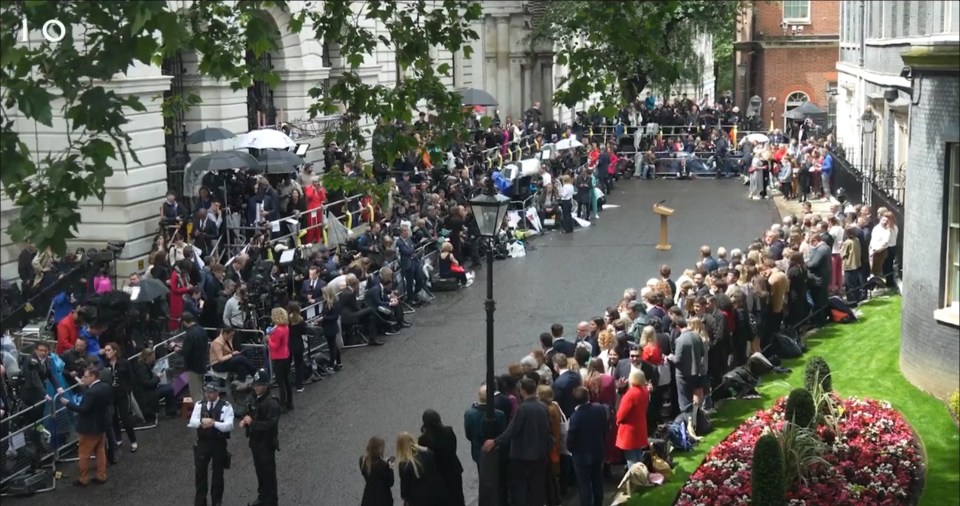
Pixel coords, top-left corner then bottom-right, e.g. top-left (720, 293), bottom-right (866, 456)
top-left (615, 369), bottom-right (650, 470)
top-left (303, 178), bottom-right (326, 245)
top-left (167, 260), bottom-right (191, 330)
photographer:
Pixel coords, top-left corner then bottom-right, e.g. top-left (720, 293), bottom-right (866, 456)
top-left (223, 284), bottom-right (248, 329)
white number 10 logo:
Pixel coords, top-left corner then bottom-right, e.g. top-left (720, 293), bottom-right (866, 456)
top-left (19, 17), bottom-right (67, 43)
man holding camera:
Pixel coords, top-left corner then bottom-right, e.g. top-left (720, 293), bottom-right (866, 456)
top-left (364, 267), bottom-right (411, 335)
top-left (239, 370), bottom-right (281, 506)
top-left (188, 382), bottom-right (235, 506)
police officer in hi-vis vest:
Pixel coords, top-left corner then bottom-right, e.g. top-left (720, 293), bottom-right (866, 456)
top-left (188, 382), bottom-right (235, 506)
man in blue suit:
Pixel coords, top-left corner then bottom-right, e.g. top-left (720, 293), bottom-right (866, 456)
top-left (552, 353), bottom-right (582, 418)
top-left (566, 386), bottom-right (609, 506)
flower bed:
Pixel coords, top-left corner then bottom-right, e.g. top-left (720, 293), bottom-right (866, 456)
top-left (677, 396), bottom-right (922, 505)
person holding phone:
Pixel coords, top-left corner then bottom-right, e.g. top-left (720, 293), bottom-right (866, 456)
top-left (360, 436), bottom-right (394, 506)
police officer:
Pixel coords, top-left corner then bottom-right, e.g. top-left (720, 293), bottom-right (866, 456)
top-left (188, 382), bottom-right (234, 506)
top-left (239, 369), bottom-right (281, 506)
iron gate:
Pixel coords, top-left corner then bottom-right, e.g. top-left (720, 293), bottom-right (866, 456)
top-left (247, 51), bottom-right (277, 131)
top-left (162, 51), bottom-right (189, 198)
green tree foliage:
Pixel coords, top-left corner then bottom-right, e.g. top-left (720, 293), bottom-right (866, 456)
top-left (785, 388), bottom-right (816, 428)
top-left (751, 432), bottom-right (786, 506)
top-left (532, 0), bottom-right (744, 117)
top-left (0, 0), bottom-right (480, 254)
top-left (713, 28), bottom-right (735, 98)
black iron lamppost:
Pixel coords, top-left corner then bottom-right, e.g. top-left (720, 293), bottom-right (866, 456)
top-left (737, 62), bottom-right (748, 111)
top-left (466, 179), bottom-right (510, 506)
top-left (860, 108), bottom-right (877, 206)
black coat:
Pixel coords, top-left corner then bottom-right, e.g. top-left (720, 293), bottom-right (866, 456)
top-left (288, 321), bottom-right (306, 356)
top-left (399, 449), bottom-right (449, 506)
top-left (359, 456), bottom-right (394, 506)
top-left (418, 427), bottom-right (465, 506)
top-left (65, 381), bottom-right (112, 435)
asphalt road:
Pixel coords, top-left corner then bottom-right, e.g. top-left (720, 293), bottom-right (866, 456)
top-left (9, 178), bottom-right (776, 506)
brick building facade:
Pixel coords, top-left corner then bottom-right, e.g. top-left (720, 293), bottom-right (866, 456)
top-left (735, 0), bottom-right (839, 129)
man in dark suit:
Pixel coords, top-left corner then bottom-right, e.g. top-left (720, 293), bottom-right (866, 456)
top-left (363, 267), bottom-right (410, 332)
top-left (483, 378), bottom-right (552, 506)
top-left (192, 208), bottom-right (219, 254)
top-left (550, 323), bottom-right (576, 358)
top-left (567, 386), bottom-right (609, 506)
top-left (339, 274), bottom-right (383, 345)
top-left (60, 366), bottom-right (111, 486)
top-left (613, 346), bottom-right (659, 394)
top-left (806, 233), bottom-right (833, 327)
top-left (300, 266), bottom-right (326, 305)
top-left (552, 353), bottom-right (582, 418)
top-left (397, 226), bottom-right (419, 302)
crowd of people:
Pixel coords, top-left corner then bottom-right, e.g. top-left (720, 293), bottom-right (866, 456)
top-left (352, 167), bottom-right (898, 506)
top-left (1, 88), bottom-right (897, 505)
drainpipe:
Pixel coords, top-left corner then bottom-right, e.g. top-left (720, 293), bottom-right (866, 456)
top-left (858, 0), bottom-right (865, 67)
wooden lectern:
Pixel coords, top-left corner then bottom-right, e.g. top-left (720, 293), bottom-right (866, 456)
top-left (653, 202), bottom-right (675, 250)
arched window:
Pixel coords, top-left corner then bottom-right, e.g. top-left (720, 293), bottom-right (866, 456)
top-left (784, 91), bottom-right (809, 113)
top-left (783, 91), bottom-right (809, 128)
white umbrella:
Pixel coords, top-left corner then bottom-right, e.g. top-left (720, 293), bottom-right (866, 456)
top-left (236, 129), bottom-right (297, 150)
top-left (555, 138), bottom-right (584, 151)
top-left (744, 133), bottom-right (770, 144)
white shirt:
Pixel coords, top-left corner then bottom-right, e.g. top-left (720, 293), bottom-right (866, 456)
top-left (559, 183), bottom-right (575, 201)
top-left (887, 224), bottom-right (898, 248)
top-left (829, 225), bottom-right (844, 254)
top-left (187, 399), bottom-right (235, 433)
top-left (541, 172), bottom-right (553, 187)
top-left (870, 225), bottom-right (891, 253)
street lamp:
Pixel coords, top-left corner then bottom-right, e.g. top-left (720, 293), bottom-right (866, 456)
top-left (467, 179), bottom-right (510, 506)
top-left (860, 109), bottom-right (877, 206)
top-left (737, 63), bottom-right (748, 110)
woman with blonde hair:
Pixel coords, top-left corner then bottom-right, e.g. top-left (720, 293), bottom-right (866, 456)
top-left (559, 174), bottom-right (575, 232)
top-left (396, 432), bottom-right (448, 506)
top-left (360, 436), bottom-right (394, 506)
top-left (438, 241), bottom-right (469, 286)
top-left (537, 385), bottom-right (564, 505)
top-left (615, 369), bottom-right (649, 470)
top-left (267, 307), bottom-right (293, 411)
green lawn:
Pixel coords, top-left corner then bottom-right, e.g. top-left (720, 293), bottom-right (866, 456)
top-left (631, 297), bottom-right (960, 506)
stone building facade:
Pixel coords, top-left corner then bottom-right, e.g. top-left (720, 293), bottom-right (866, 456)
top-left (735, 0), bottom-right (840, 129)
top-left (835, 0), bottom-right (960, 398)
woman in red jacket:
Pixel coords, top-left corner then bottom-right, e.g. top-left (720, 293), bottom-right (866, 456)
top-left (168, 260), bottom-right (191, 330)
top-left (267, 307), bottom-right (293, 411)
top-left (615, 369), bottom-right (650, 470)
top-left (303, 177), bottom-right (326, 245)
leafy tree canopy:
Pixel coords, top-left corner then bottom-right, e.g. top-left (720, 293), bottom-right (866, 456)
top-left (0, 0), bottom-right (480, 255)
top-left (532, 0), bottom-right (744, 117)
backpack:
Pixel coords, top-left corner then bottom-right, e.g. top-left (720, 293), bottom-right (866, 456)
top-left (827, 296), bottom-right (857, 323)
top-left (666, 420), bottom-right (694, 451)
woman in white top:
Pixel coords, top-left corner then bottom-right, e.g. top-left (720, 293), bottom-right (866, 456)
top-left (877, 208), bottom-right (899, 284)
top-left (869, 213), bottom-right (893, 277)
top-left (558, 174), bottom-right (575, 233)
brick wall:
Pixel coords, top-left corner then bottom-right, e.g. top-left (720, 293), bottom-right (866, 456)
top-left (900, 72), bottom-right (960, 399)
top-left (757, 46), bottom-right (836, 109)
top-left (754, 0), bottom-right (840, 36)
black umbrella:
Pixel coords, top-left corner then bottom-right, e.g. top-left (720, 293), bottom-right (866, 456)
top-left (189, 150), bottom-right (259, 172)
top-left (257, 150), bottom-right (304, 173)
top-left (131, 278), bottom-right (169, 303)
top-left (186, 127), bottom-right (236, 145)
top-left (455, 87), bottom-right (498, 107)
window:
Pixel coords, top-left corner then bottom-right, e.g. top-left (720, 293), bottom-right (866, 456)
top-left (783, 0), bottom-right (811, 22)
top-left (941, 143), bottom-right (960, 324)
top-left (784, 91), bottom-right (809, 127)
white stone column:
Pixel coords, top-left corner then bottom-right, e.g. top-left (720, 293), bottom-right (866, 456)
top-left (495, 15), bottom-right (510, 116)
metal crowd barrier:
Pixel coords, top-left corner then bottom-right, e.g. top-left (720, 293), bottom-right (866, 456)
top-left (0, 330), bottom-right (189, 488)
top-left (0, 409), bottom-right (60, 494)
